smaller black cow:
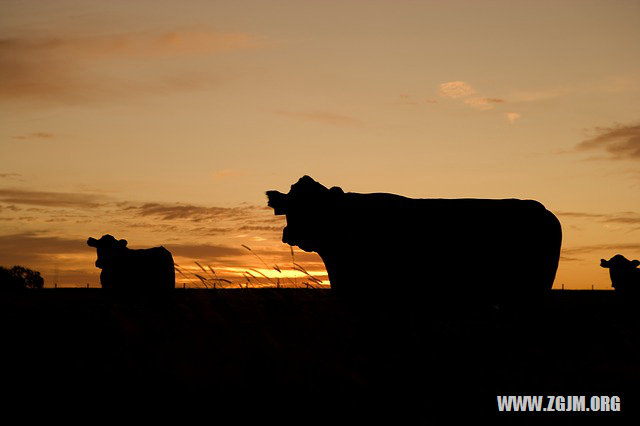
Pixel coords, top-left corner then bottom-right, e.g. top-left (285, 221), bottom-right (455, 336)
top-left (87, 234), bottom-right (175, 290)
top-left (601, 254), bottom-right (640, 295)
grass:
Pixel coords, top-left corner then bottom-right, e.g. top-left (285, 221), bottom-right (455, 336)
top-left (173, 244), bottom-right (328, 290)
top-left (2, 289), bottom-right (638, 421)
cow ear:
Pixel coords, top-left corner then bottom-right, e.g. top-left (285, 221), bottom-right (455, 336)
top-left (87, 237), bottom-right (98, 247)
top-left (119, 239), bottom-right (128, 248)
top-left (632, 260), bottom-right (640, 268)
top-left (329, 186), bottom-right (344, 195)
top-left (600, 259), bottom-right (609, 268)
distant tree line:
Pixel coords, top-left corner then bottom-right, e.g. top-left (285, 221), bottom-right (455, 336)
top-left (0, 266), bottom-right (44, 290)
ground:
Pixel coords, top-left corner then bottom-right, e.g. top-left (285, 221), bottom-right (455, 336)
top-left (1, 289), bottom-right (638, 422)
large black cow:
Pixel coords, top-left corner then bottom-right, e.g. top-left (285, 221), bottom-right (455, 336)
top-left (267, 176), bottom-right (562, 304)
top-left (87, 234), bottom-right (175, 290)
top-left (601, 254), bottom-right (640, 295)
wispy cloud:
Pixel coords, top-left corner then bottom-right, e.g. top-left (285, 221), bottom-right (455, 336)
top-left (438, 81), bottom-right (512, 115)
top-left (506, 112), bottom-right (521, 124)
top-left (464, 97), bottom-right (505, 111)
top-left (0, 232), bottom-right (89, 267)
top-left (0, 30), bottom-right (260, 103)
top-left (598, 73), bottom-right (640, 93)
top-left (121, 202), bottom-right (256, 222)
top-left (0, 173), bottom-right (22, 180)
top-left (576, 122), bottom-right (640, 161)
top-left (391, 94), bottom-right (438, 106)
top-left (237, 225), bottom-right (281, 232)
top-left (562, 243), bottom-right (640, 257)
top-left (0, 31), bottom-right (256, 59)
top-left (0, 187), bottom-right (275, 230)
top-left (508, 87), bottom-right (569, 103)
top-left (164, 243), bottom-right (244, 261)
top-left (11, 132), bottom-right (55, 140)
top-left (0, 188), bottom-right (107, 208)
top-left (276, 111), bottom-right (362, 126)
top-left (508, 73), bottom-right (640, 105)
top-left (557, 210), bottom-right (640, 228)
top-left (438, 81), bottom-right (476, 99)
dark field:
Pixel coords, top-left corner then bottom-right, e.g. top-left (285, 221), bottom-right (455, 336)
top-left (1, 289), bottom-right (638, 422)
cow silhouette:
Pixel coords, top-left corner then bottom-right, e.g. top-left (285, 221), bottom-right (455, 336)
top-left (267, 176), bottom-right (562, 304)
top-left (601, 254), bottom-right (640, 295)
top-left (87, 234), bottom-right (175, 290)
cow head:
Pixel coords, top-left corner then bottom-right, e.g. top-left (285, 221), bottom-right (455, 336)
top-left (600, 254), bottom-right (640, 270)
top-left (87, 234), bottom-right (128, 269)
top-left (267, 175), bottom-right (344, 253)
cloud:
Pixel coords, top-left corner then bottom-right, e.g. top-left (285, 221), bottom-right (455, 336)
top-left (464, 97), bottom-right (505, 111)
top-left (0, 186), bottom-right (273, 230)
top-left (187, 226), bottom-right (234, 236)
top-left (508, 87), bottom-right (569, 103)
top-left (438, 81), bottom-right (476, 99)
top-left (557, 211), bottom-right (640, 227)
top-left (0, 31), bottom-right (256, 61)
top-left (0, 173), bottom-right (22, 180)
top-left (165, 243), bottom-right (244, 261)
top-left (598, 73), bottom-right (640, 93)
top-left (0, 188), bottom-right (107, 208)
top-left (0, 204), bottom-right (20, 212)
top-left (276, 111), bottom-right (362, 126)
top-left (237, 225), bottom-right (281, 232)
top-left (557, 211), bottom-right (608, 219)
top-left (11, 132), bottom-right (55, 140)
top-left (576, 123), bottom-right (640, 161)
top-left (438, 81), bottom-right (513, 116)
top-left (0, 233), bottom-right (88, 267)
top-left (506, 112), bottom-right (521, 123)
top-left (391, 94), bottom-right (438, 106)
top-left (562, 243), bottom-right (640, 257)
top-left (0, 30), bottom-right (259, 103)
top-left (121, 202), bottom-right (256, 222)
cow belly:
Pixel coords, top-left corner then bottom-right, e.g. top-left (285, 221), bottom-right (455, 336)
top-left (320, 205), bottom-right (560, 302)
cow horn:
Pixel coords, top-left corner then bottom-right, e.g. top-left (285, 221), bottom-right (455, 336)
top-left (266, 191), bottom-right (289, 215)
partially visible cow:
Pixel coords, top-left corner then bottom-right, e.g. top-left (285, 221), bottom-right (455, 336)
top-left (601, 254), bottom-right (640, 295)
top-left (87, 234), bottom-right (175, 290)
top-left (267, 176), bottom-right (562, 305)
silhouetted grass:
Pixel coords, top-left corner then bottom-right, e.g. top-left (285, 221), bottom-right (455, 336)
top-left (1, 290), bottom-right (637, 421)
top-left (175, 244), bottom-right (328, 290)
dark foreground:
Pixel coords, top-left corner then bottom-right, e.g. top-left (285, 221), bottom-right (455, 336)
top-left (1, 289), bottom-right (638, 422)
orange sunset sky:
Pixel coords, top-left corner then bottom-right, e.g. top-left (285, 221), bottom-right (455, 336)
top-left (1, 0), bottom-right (639, 289)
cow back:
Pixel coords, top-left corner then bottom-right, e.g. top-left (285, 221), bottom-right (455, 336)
top-left (109, 246), bottom-right (175, 290)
